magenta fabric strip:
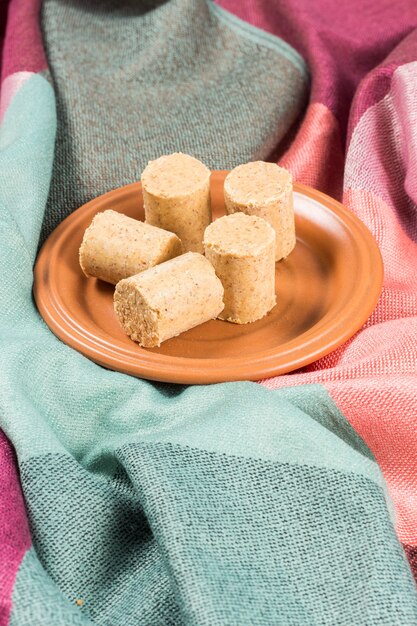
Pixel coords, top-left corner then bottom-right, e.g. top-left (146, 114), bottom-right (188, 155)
top-left (0, 432), bottom-right (31, 626)
top-left (0, 1), bottom-right (10, 79)
top-left (1, 0), bottom-right (46, 82)
top-left (216, 0), bottom-right (417, 142)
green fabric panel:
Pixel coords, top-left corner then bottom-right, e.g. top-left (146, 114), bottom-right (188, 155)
top-left (131, 383), bottom-right (381, 482)
top-left (1, 349), bottom-right (382, 483)
top-left (122, 442), bottom-right (417, 625)
top-left (9, 548), bottom-right (92, 626)
top-left (14, 447), bottom-right (417, 626)
top-left (40, 0), bottom-right (308, 238)
top-left (0, 73), bottom-right (55, 260)
top-left (274, 384), bottom-right (375, 460)
top-left (17, 455), bottom-right (180, 626)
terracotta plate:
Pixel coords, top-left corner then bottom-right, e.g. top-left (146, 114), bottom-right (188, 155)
top-left (33, 172), bottom-right (383, 384)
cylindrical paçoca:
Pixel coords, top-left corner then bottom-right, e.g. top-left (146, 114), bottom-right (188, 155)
top-left (204, 212), bottom-right (276, 324)
top-left (79, 209), bottom-right (182, 285)
top-left (114, 252), bottom-right (224, 347)
top-left (224, 161), bottom-right (295, 261)
top-left (141, 152), bottom-right (211, 254)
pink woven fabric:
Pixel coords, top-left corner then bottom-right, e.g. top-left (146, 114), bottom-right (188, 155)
top-left (0, 433), bottom-right (31, 626)
top-left (279, 103), bottom-right (344, 199)
top-left (0, 2), bottom-right (44, 621)
top-left (1, 0), bottom-right (46, 82)
top-left (218, 0), bottom-right (417, 575)
top-left (217, 0), bottom-right (417, 139)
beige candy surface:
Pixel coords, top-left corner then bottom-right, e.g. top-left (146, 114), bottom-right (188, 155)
top-left (204, 212), bottom-right (276, 324)
top-left (141, 152), bottom-right (211, 254)
top-left (114, 252), bottom-right (224, 348)
top-left (79, 209), bottom-right (182, 285)
top-left (224, 161), bottom-right (295, 261)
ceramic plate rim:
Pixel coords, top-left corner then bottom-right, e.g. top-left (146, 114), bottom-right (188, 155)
top-left (33, 173), bottom-right (384, 384)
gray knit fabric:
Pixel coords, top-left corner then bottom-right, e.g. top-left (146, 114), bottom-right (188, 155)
top-left (40, 0), bottom-right (308, 238)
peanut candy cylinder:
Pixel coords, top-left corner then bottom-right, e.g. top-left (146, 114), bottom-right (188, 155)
top-left (141, 152), bottom-right (211, 254)
top-left (79, 209), bottom-right (182, 285)
top-left (224, 161), bottom-right (295, 261)
top-left (204, 213), bottom-right (276, 324)
top-left (114, 252), bottom-right (224, 348)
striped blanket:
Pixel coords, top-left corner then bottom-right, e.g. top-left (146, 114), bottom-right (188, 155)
top-left (1, 0), bottom-right (417, 624)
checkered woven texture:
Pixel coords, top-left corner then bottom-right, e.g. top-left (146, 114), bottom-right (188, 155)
top-left (1, 0), bottom-right (417, 624)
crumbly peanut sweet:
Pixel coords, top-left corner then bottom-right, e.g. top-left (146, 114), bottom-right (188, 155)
top-left (204, 212), bottom-right (276, 324)
top-left (79, 209), bottom-right (182, 285)
top-left (114, 252), bottom-right (224, 347)
top-left (141, 152), bottom-right (211, 254)
top-left (224, 161), bottom-right (295, 261)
